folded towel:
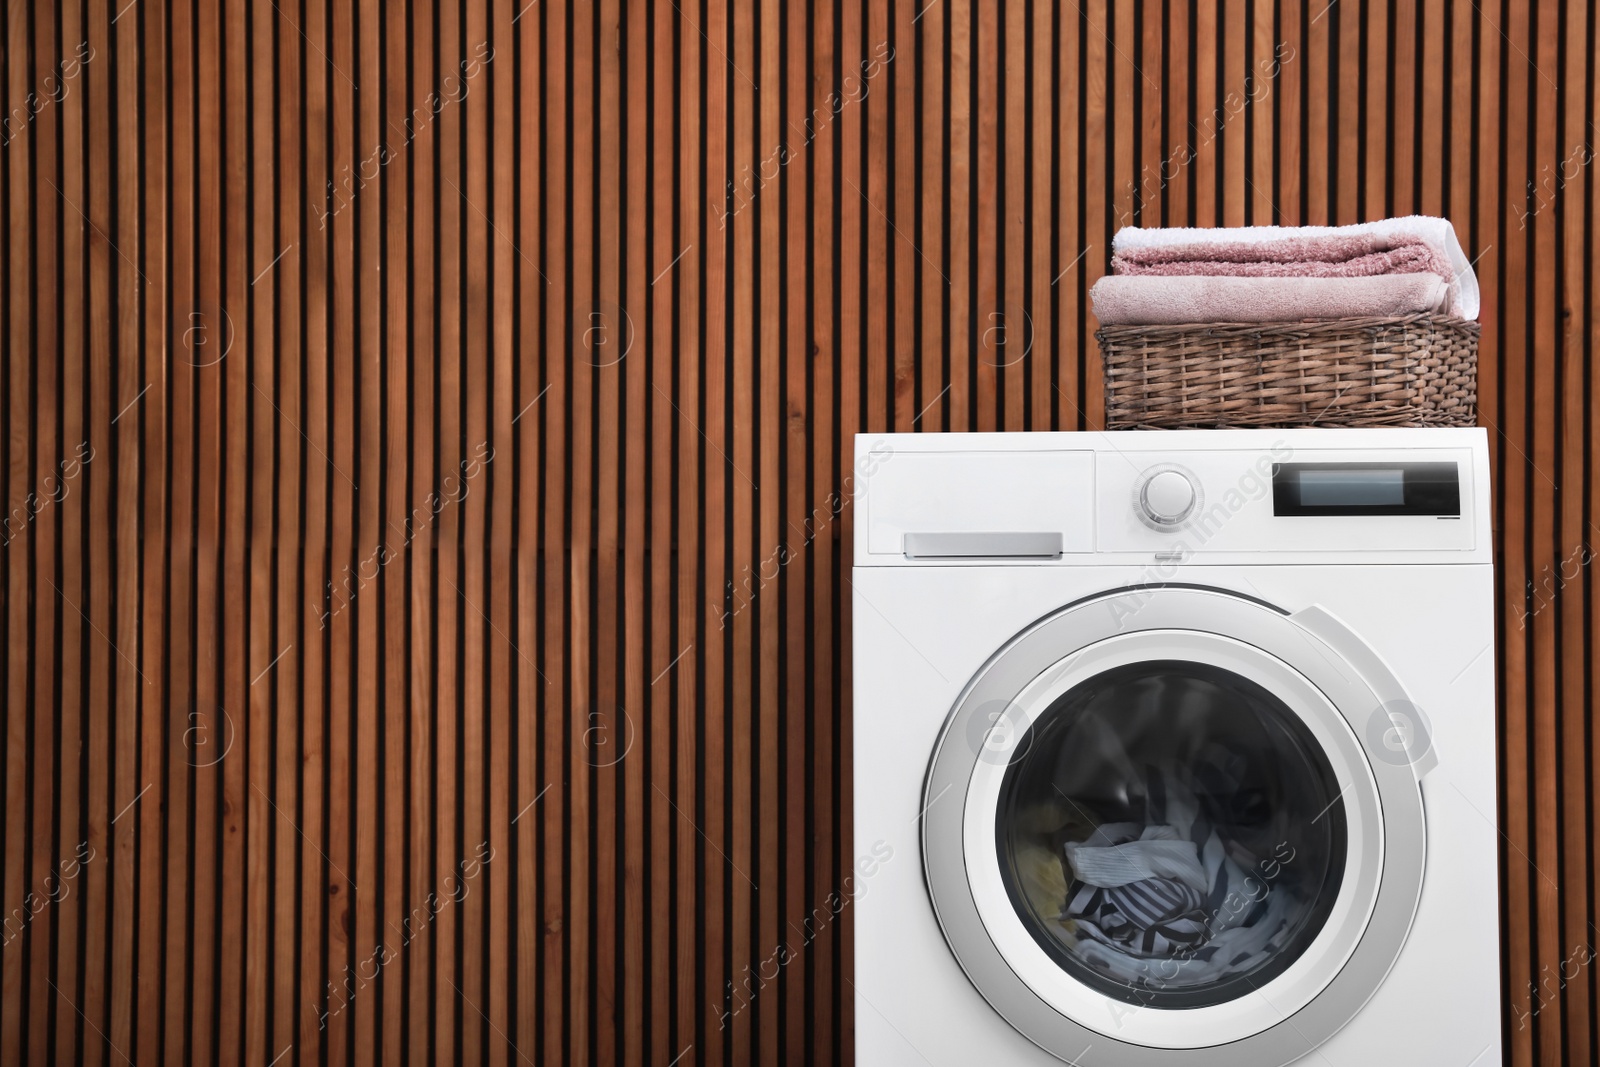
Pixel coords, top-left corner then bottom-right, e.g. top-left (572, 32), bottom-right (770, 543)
top-left (1090, 273), bottom-right (1454, 325)
top-left (1111, 216), bottom-right (1479, 320)
top-left (1111, 232), bottom-right (1454, 281)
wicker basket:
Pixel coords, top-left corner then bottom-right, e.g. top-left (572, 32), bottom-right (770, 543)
top-left (1097, 313), bottom-right (1480, 429)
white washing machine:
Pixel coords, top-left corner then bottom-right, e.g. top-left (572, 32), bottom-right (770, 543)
top-left (851, 428), bottom-right (1499, 1067)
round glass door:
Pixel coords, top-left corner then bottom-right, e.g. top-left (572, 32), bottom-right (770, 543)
top-left (922, 587), bottom-right (1426, 1067)
top-left (994, 660), bottom-right (1348, 1010)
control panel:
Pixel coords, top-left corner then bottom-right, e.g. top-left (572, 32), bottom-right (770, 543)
top-left (1097, 447), bottom-right (1475, 554)
top-left (854, 429), bottom-right (1489, 565)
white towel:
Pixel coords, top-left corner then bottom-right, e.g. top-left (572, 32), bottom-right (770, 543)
top-left (1111, 215), bottom-right (1480, 321)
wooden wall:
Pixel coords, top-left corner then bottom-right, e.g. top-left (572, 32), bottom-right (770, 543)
top-left (1, 0), bottom-right (1594, 1064)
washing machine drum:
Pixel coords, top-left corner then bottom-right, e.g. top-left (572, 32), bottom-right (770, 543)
top-left (921, 586), bottom-right (1428, 1067)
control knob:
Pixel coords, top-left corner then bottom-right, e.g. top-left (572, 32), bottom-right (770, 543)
top-left (1138, 469), bottom-right (1198, 527)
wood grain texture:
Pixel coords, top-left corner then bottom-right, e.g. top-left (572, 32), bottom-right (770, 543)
top-left (0, 1), bottom-right (1593, 1064)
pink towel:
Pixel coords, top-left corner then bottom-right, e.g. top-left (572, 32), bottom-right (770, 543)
top-left (1089, 273), bottom-right (1454, 326)
top-left (1112, 216), bottom-right (1479, 318)
top-left (1111, 232), bottom-right (1455, 281)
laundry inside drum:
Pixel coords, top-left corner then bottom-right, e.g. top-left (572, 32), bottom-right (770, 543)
top-left (994, 660), bottom-right (1349, 1009)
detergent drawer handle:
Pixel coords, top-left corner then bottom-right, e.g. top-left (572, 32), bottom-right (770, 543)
top-left (902, 532), bottom-right (1063, 559)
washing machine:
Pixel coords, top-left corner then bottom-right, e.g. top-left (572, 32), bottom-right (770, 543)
top-left (851, 427), bottom-right (1499, 1066)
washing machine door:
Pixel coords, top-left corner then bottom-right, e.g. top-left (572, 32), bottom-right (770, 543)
top-left (921, 585), bottom-right (1429, 1067)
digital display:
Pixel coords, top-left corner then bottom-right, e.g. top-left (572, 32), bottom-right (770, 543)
top-left (1297, 468), bottom-right (1406, 507)
top-left (1272, 462), bottom-right (1461, 516)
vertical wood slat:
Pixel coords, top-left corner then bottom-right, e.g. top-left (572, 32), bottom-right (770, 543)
top-left (1526, 0), bottom-right (1563, 1062)
top-left (219, 0), bottom-right (251, 1060)
top-left (243, 0), bottom-right (278, 1060)
top-left (780, 2), bottom-right (812, 1062)
top-left (381, 0), bottom-right (413, 1057)
top-left (271, 0), bottom-right (305, 1059)
top-left (1557, 4), bottom-right (1594, 1063)
top-left (669, 0), bottom-right (700, 1059)
top-left (1334, 0), bottom-right (1359, 224)
top-left (781, 1), bottom-right (812, 1062)
top-left (1499, 2), bottom-right (1536, 1060)
top-left (0, 2), bottom-right (1595, 1065)
top-left (1365, 0), bottom-right (1389, 220)
top-left (1391, 2), bottom-right (1418, 214)
top-left (1001, 0), bottom-right (1025, 429)
top-left (538, 0), bottom-right (568, 1063)
top-left (190, 0), bottom-right (223, 1059)
top-left (1, 1), bottom-right (28, 1060)
top-left (1082, 0), bottom-right (1108, 429)
top-left (1031, 0), bottom-right (1055, 430)
top-left (808, 1), bottom-right (838, 1060)
top-left (1248, 0), bottom-right (1273, 225)
top-left (726, 2), bottom-right (755, 1063)
top-left (619, 0), bottom-right (648, 1060)
top-left (137, 0), bottom-right (170, 1059)
top-left (349, 0), bottom-right (384, 1059)
top-left (458, 1), bottom-right (490, 1064)
top-left (947, 0), bottom-right (970, 433)
top-left (27, 4), bottom-right (61, 1061)
top-left (975, 0), bottom-right (999, 432)
top-left (1220, 0), bottom-right (1245, 227)
top-left (1589, 0), bottom-right (1600, 1046)
top-left (53, 3), bottom-right (84, 1066)
top-left (1274, 0), bottom-right (1299, 221)
top-left (488, 1), bottom-right (518, 1064)
top-left (514, 0), bottom-right (544, 1055)
top-left (1059, 0), bottom-right (1083, 429)
top-left (82, 1), bottom-right (119, 1064)
top-left (1190, 1), bottom-right (1216, 228)
top-left (109, 0), bottom-right (145, 1059)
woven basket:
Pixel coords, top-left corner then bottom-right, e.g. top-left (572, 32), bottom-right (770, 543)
top-left (1097, 313), bottom-right (1480, 429)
